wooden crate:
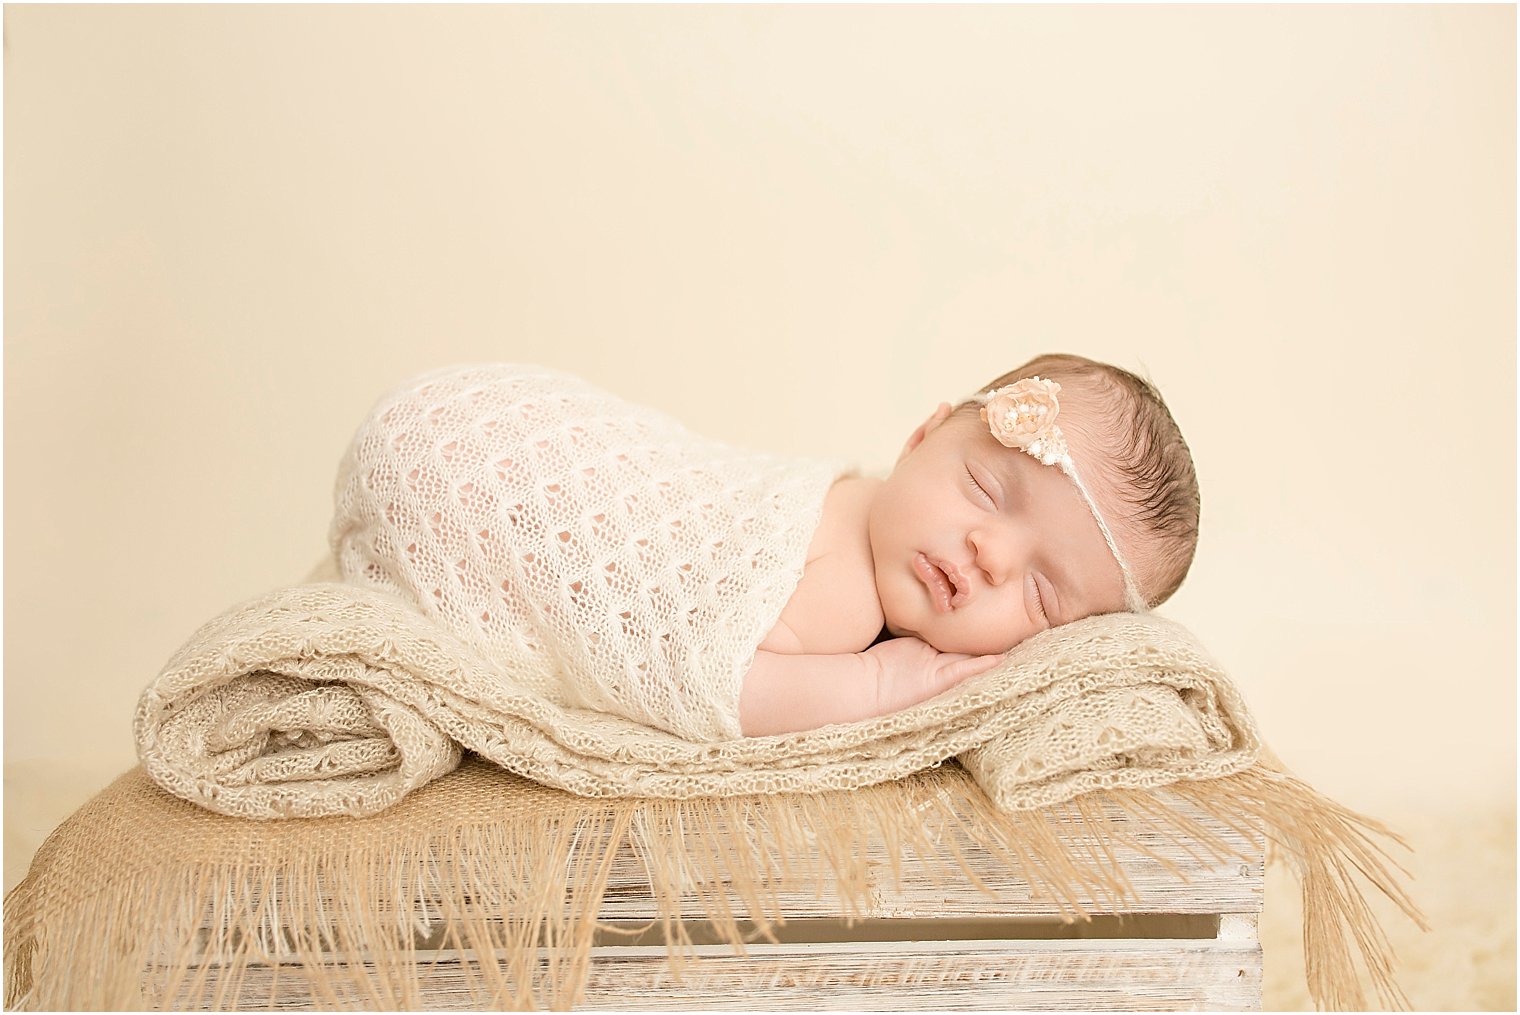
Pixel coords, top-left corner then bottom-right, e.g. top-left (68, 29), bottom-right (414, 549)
top-left (157, 796), bottom-right (1264, 1011)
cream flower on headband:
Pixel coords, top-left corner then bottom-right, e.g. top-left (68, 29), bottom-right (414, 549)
top-left (979, 377), bottom-right (1068, 466)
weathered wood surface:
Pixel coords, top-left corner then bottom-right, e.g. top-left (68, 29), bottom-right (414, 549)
top-left (159, 789), bottom-right (1266, 1010)
top-left (171, 930), bottom-right (1262, 1012)
top-left (595, 795), bottom-right (1265, 921)
top-left (573, 936), bottom-right (1264, 1012)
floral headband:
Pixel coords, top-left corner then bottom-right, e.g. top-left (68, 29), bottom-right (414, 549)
top-left (973, 377), bottom-right (1150, 613)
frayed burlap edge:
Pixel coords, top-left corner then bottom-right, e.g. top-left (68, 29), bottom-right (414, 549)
top-left (4, 758), bottom-right (1423, 1012)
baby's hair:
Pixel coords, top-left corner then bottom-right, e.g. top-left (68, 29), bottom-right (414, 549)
top-left (953, 353), bottom-right (1201, 607)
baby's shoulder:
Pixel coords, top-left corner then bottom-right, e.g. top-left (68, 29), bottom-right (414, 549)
top-left (761, 475), bottom-right (883, 655)
top-left (809, 475), bottom-right (883, 563)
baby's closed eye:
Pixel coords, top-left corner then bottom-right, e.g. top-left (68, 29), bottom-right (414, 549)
top-left (1025, 573), bottom-right (1049, 622)
top-left (964, 467), bottom-right (995, 506)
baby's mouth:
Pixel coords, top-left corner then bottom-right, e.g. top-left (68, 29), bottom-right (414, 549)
top-left (913, 553), bottom-right (969, 613)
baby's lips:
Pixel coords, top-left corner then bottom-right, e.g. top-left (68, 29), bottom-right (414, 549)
top-left (912, 553), bottom-right (954, 613)
top-left (936, 558), bottom-right (972, 607)
top-left (924, 554), bottom-right (973, 608)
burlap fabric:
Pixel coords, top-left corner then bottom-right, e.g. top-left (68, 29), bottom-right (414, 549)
top-left (9, 746), bottom-right (1422, 1011)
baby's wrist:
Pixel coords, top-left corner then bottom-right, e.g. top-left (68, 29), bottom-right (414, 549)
top-left (853, 650), bottom-right (887, 716)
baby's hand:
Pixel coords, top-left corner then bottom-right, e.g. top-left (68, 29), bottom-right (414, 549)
top-left (860, 637), bottom-right (1006, 718)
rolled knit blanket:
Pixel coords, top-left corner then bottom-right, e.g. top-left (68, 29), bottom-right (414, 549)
top-left (134, 582), bottom-right (1258, 817)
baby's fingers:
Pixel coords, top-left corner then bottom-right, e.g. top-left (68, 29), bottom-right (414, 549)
top-left (938, 652), bottom-right (1007, 688)
top-left (957, 652), bottom-right (1008, 679)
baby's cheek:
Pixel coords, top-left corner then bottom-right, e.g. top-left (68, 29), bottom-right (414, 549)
top-left (874, 573), bottom-right (916, 639)
top-left (970, 609), bottom-right (1040, 655)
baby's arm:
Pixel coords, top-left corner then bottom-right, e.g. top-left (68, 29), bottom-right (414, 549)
top-left (738, 639), bottom-right (1005, 737)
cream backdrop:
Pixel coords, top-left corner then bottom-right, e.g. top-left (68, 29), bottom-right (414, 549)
top-left (5, 5), bottom-right (1514, 1008)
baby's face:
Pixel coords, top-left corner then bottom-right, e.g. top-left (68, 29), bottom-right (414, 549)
top-left (867, 409), bottom-right (1133, 656)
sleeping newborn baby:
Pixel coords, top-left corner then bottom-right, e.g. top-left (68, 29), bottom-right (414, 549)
top-left (331, 354), bottom-right (1199, 743)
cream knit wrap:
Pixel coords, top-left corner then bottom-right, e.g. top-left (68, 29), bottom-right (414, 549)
top-left (134, 363), bottom-right (1261, 820)
top-left (331, 363), bottom-right (847, 742)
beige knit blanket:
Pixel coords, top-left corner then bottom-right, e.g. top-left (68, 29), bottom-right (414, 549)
top-left (133, 579), bottom-right (1258, 821)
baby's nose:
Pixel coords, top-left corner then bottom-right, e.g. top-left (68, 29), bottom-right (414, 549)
top-left (968, 529), bottom-right (1016, 586)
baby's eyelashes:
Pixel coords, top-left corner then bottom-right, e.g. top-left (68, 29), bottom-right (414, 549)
top-left (1024, 573), bottom-right (1050, 626)
top-left (964, 467), bottom-right (995, 507)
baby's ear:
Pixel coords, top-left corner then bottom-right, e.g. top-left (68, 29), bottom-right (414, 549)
top-left (896, 402), bottom-right (955, 465)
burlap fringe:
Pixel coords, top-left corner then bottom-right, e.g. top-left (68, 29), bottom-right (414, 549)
top-left (4, 761), bottom-right (1421, 1011)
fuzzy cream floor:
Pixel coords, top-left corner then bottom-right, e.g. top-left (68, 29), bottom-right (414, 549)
top-left (1259, 797), bottom-right (1515, 1011)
